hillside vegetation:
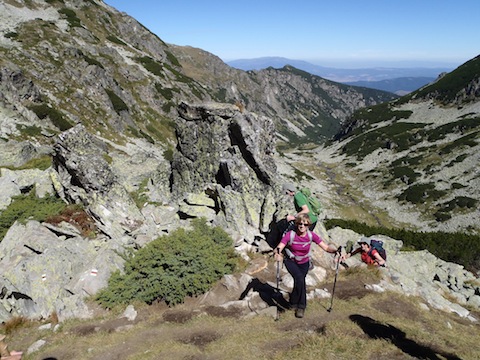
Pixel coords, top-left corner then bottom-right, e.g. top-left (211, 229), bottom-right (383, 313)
top-left (325, 55), bottom-right (480, 234)
top-left (3, 266), bottom-right (480, 360)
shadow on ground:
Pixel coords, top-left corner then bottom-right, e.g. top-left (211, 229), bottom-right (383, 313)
top-left (350, 314), bottom-right (463, 360)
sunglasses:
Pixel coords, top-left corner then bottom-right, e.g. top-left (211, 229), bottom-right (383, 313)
top-left (298, 223), bottom-right (310, 227)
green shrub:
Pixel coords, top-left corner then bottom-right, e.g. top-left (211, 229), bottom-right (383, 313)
top-left (396, 183), bottom-right (446, 204)
top-left (439, 131), bottom-right (478, 154)
top-left (154, 83), bottom-right (174, 100)
top-left (58, 8), bottom-right (82, 28)
top-left (439, 196), bottom-right (478, 212)
top-left (342, 122), bottom-right (426, 158)
top-left (452, 182), bottom-right (466, 189)
top-left (428, 118), bottom-right (479, 142)
top-left (96, 218), bottom-right (237, 308)
top-left (0, 191), bottom-right (66, 241)
top-left (106, 35), bottom-right (126, 46)
top-left (83, 54), bottom-right (104, 69)
top-left (434, 211), bottom-right (452, 222)
top-left (28, 103), bottom-right (72, 131)
top-left (4, 32), bottom-right (18, 39)
top-left (163, 147), bottom-right (174, 162)
top-left (165, 50), bottom-right (180, 67)
top-left (105, 89), bottom-right (128, 113)
top-left (390, 166), bottom-right (420, 184)
top-left (135, 56), bottom-right (164, 77)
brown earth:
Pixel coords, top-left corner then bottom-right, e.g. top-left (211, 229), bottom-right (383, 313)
top-left (4, 265), bottom-right (480, 360)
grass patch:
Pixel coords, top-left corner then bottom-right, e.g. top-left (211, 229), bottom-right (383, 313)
top-left (58, 8), bottom-right (82, 28)
top-left (10, 286), bottom-right (479, 360)
top-left (106, 35), bottom-right (126, 46)
top-left (105, 89), bottom-right (128, 113)
top-left (0, 191), bottom-right (66, 241)
top-left (28, 103), bottom-right (73, 131)
top-left (135, 56), bottom-right (164, 77)
top-left (17, 124), bottom-right (43, 137)
top-left (3, 155), bottom-right (52, 171)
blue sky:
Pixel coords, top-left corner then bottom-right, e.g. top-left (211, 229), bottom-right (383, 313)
top-left (103, 0), bottom-right (479, 69)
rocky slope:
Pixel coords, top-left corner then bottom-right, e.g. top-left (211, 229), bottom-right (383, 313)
top-left (0, 0), bottom-right (479, 331)
top-left (324, 57), bottom-right (480, 234)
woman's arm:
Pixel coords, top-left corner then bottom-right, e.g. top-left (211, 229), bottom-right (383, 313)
top-left (373, 251), bottom-right (386, 266)
top-left (318, 241), bottom-right (337, 254)
top-left (287, 204), bottom-right (309, 222)
top-left (341, 247), bottom-right (361, 261)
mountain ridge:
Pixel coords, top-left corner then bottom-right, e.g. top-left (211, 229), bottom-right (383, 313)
top-left (0, 1), bottom-right (479, 358)
top-left (227, 55), bottom-right (453, 83)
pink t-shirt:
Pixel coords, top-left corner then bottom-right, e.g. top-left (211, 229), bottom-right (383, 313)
top-left (280, 230), bottom-right (323, 264)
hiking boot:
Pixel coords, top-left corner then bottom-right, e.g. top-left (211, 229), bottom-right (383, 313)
top-left (295, 308), bottom-right (305, 318)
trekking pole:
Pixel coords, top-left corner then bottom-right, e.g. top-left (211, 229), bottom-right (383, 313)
top-left (327, 246), bottom-right (342, 312)
top-left (275, 248), bottom-right (280, 321)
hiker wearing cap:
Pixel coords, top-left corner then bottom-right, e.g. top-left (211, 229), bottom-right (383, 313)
top-left (274, 213), bottom-right (338, 318)
top-left (282, 183), bottom-right (318, 231)
top-left (342, 237), bottom-right (386, 267)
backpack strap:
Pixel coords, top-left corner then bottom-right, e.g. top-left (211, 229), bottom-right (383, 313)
top-left (367, 248), bottom-right (379, 261)
top-left (285, 230), bottom-right (313, 262)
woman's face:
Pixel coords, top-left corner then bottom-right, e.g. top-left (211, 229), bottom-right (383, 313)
top-left (297, 221), bottom-right (310, 230)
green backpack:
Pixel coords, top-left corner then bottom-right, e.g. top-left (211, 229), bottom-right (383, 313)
top-left (299, 188), bottom-right (322, 216)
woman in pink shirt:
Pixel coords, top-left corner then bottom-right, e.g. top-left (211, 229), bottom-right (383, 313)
top-left (274, 214), bottom-right (338, 318)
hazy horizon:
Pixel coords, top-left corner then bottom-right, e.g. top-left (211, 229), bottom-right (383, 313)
top-left (104, 0), bottom-right (478, 70)
top-left (225, 56), bottom-right (461, 70)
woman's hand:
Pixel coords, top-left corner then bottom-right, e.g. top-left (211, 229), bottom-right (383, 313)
top-left (286, 214), bottom-right (296, 222)
top-left (274, 251), bottom-right (284, 262)
top-left (340, 253), bottom-right (350, 262)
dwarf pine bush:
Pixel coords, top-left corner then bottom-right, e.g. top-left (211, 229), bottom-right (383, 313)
top-left (0, 191), bottom-right (66, 241)
top-left (96, 218), bottom-right (237, 308)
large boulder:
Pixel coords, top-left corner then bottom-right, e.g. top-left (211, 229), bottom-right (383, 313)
top-left (53, 124), bottom-right (145, 243)
top-left (171, 102), bottom-right (280, 239)
top-left (0, 221), bottom-right (124, 322)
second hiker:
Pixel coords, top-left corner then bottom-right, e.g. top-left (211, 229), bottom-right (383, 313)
top-left (283, 183), bottom-right (320, 231)
top-left (274, 214), bottom-right (339, 318)
top-left (342, 237), bottom-right (386, 267)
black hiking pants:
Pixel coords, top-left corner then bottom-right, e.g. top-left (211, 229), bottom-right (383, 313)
top-left (284, 258), bottom-right (310, 310)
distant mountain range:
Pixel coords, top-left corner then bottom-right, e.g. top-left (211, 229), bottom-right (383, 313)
top-left (344, 77), bottom-right (436, 95)
top-left (227, 57), bottom-right (451, 94)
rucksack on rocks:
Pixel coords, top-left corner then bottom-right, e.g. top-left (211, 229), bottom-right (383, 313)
top-left (369, 239), bottom-right (387, 261)
top-left (299, 188), bottom-right (322, 216)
